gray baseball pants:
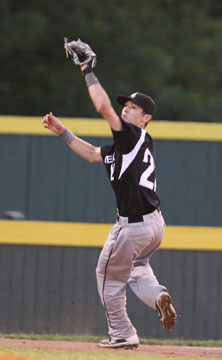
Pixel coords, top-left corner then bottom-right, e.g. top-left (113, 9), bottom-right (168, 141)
top-left (96, 209), bottom-right (166, 340)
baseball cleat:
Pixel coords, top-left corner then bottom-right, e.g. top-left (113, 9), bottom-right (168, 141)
top-left (156, 291), bottom-right (177, 331)
top-left (99, 334), bottom-right (139, 349)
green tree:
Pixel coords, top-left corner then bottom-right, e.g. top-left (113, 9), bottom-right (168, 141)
top-left (0, 0), bottom-right (221, 121)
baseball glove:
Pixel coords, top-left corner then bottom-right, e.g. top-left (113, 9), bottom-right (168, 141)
top-left (64, 37), bottom-right (96, 75)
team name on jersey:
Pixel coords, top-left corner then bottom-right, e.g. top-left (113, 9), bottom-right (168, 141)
top-left (104, 153), bottom-right (115, 164)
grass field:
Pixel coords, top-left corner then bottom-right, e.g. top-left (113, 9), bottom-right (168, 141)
top-left (0, 334), bottom-right (221, 347)
top-left (0, 334), bottom-right (221, 360)
top-left (0, 347), bottom-right (219, 360)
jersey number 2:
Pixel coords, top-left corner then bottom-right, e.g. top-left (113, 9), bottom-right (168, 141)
top-left (139, 148), bottom-right (157, 191)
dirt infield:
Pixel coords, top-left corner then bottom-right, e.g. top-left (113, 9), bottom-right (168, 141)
top-left (0, 356), bottom-right (32, 360)
top-left (0, 338), bottom-right (222, 358)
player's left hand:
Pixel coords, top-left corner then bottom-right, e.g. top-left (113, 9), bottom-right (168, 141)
top-left (64, 37), bottom-right (97, 75)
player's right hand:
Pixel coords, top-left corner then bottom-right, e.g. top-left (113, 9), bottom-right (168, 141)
top-left (42, 112), bottom-right (65, 135)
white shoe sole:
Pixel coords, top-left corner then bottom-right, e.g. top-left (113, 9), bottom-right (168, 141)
top-left (99, 342), bottom-right (139, 349)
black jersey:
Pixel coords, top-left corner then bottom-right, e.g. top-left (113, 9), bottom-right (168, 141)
top-left (101, 117), bottom-right (160, 217)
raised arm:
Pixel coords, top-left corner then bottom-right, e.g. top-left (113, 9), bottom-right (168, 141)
top-left (65, 38), bottom-right (122, 131)
top-left (42, 112), bottom-right (102, 163)
top-left (86, 79), bottom-right (121, 131)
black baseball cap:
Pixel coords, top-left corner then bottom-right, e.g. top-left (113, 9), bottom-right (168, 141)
top-left (116, 92), bottom-right (156, 116)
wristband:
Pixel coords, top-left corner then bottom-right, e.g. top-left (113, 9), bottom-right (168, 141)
top-left (84, 72), bottom-right (99, 87)
top-left (60, 128), bottom-right (75, 145)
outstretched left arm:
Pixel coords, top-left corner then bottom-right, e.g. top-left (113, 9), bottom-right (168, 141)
top-left (86, 80), bottom-right (122, 131)
top-left (64, 37), bottom-right (122, 131)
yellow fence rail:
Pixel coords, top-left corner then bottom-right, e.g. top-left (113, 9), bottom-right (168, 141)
top-left (0, 220), bottom-right (221, 251)
top-left (0, 116), bottom-right (222, 141)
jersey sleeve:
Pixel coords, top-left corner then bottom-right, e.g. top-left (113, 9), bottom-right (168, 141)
top-left (111, 117), bottom-right (142, 154)
top-left (101, 144), bottom-right (114, 162)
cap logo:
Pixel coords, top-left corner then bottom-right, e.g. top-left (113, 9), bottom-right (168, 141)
top-left (130, 92), bottom-right (139, 98)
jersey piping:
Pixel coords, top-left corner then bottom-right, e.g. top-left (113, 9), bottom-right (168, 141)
top-left (118, 129), bottom-right (146, 180)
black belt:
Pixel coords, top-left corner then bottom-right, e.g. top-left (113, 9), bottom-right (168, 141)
top-left (117, 207), bottom-right (160, 223)
top-left (128, 215), bottom-right (143, 223)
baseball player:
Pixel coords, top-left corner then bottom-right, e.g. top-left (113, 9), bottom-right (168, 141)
top-left (42, 39), bottom-right (177, 348)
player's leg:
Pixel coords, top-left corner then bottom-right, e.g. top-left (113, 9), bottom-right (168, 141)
top-left (96, 223), bottom-right (139, 347)
top-left (128, 261), bottom-right (166, 309)
top-left (128, 210), bottom-right (177, 330)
